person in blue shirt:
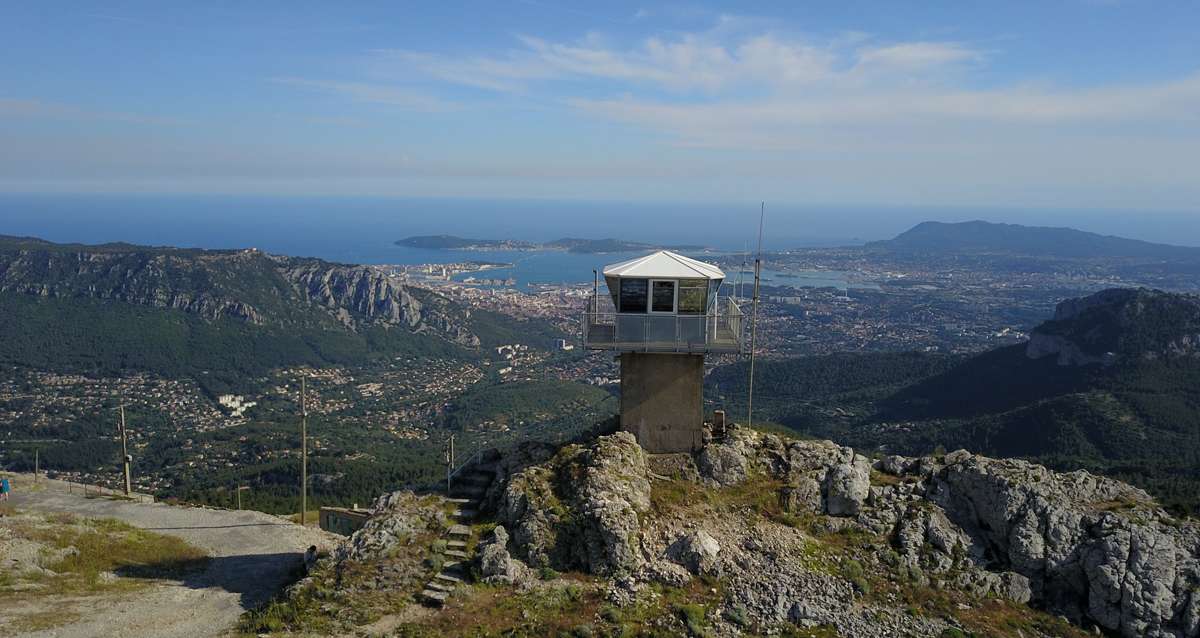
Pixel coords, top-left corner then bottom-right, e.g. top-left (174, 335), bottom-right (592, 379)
top-left (0, 476), bottom-right (10, 503)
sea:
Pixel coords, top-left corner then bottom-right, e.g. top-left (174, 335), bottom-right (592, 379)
top-left (3, 193), bottom-right (1195, 291)
top-left (0, 194), bottom-right (882, 291)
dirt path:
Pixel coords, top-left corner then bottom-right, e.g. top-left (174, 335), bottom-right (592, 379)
top-left (6, 476), bottom-right (335, 638)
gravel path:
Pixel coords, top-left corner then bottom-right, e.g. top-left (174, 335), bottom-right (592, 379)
top-left (6, 476), bottom-right (335, 638)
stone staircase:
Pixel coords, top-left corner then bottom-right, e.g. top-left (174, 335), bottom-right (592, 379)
top-left (418, 463), bottom-right (496, 607)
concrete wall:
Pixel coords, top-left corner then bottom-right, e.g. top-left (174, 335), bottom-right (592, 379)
top-left (619, 352), bottom-right (704, 453)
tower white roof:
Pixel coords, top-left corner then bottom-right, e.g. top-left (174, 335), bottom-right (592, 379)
top-left (602, 250), bottom-right (724, 280)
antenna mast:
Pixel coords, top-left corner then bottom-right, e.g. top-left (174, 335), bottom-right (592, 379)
top-left (747, 203), bottom-right (764, 429)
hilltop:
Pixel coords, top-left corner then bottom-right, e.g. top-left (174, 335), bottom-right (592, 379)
top-left (867, 220), bottom-right (1200, 258)
top-left (708, 287), bottom-right (1200, 515)
top-left (251, 427), bottom-right (1200, 637)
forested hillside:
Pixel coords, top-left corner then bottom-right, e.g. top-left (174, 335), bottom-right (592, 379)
top-left (0, 235), bottom-right (564, 390)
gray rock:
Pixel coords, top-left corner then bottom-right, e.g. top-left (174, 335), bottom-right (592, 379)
top-left (499, 432), bottom-right (651, 576)
top-left (824, 454), bottom-right (870, 517)
top-left (668, 530), bottom-right (722, 577)
top-left (876, 455), bottom-right (914, 476)
top-left (641, 559), bottom-right (693, 587)
top-left (477, 525), bottom-right (533, 586)
top-left (780, 477), bottom-right (823, 515)
top-left (697, 442), bottom-right (749, 487)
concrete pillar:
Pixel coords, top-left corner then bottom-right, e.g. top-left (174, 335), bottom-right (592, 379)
top-left (619, 352), bottom-right (704, 453)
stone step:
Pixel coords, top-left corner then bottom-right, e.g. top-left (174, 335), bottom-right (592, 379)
top-left (459, 472), bottom-right (492, 487)
top-left (447, 540), bottom-right (467, 549)
top-left (450, 484), bottom-right (487, 498)
top-left (448, 524), bottom-right (471, 537)
top-left (445, 497), bottom-right (475, 505)
top-left (451, 508), bottom-right (478, 521)
top-left (445, 549), bottom-right (470, 560)
top-left (434, 572), bottom-right (464, 585)
top-left (426, 580), bottom-right (455, 593)
top-left (420, 589), bottom-right (448, 606)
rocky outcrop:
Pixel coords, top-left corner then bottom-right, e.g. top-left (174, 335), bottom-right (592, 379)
top-left (281, 261), bottom-right (425, 329)
top-left (920, 454), bottom-right (1200, 637)
top-left (499, 432), bottom-right (651, 576)
top-left (483, 424), bottom-right (1200, 636)
top-left (1027, 288), bottom-right (1200, 366)
top-left (476, 525), bottom-right (533, 586)
top-left (333, 490), bottom-right (446, 563)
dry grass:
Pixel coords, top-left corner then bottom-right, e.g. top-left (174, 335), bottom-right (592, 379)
top-left (0, 514), bottom-right (209, 598)
top-left (9, 608), bottom-right (83, 633)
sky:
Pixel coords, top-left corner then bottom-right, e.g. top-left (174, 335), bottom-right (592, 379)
top-left (2, 1), bottom-right (1200, 212)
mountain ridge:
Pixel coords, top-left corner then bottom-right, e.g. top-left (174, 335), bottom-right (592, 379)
top-left (867, 220), bottom-right (1200, 258)
top-left (0, 235), bottom-right (560, 383)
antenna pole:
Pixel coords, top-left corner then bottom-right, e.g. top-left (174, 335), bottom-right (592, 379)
top-left (747, 203), bottom-right (765, 429)
top-left (300, 376), bottom-right (308, 526)
top-left (119, 403), bottom-right (132, 495)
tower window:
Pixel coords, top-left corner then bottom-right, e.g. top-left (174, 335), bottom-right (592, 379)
top-left (651, 280), bottom-right (676, 313)
top-left (678, 279), bottom-right (707, 314)
top-left (619, 278), bottom-right (648, 313)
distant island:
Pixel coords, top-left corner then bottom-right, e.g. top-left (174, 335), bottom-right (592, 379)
top-left (396, 235), bottom-right (708, 254)
top-left (395, 235), bottom-right (539, 251)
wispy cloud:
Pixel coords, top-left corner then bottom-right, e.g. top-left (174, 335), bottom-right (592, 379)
top-left (360, 24), bottom-right (1199, 151)
top-left (375, 28), bottom-right (977, 95)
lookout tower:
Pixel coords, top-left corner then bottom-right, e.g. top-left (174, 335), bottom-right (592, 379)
top-left (583, 251), bottom-right (745, 453)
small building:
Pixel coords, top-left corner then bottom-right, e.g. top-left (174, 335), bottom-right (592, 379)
top-left (319, 506), bottom-right (371, 536)
top-left (583, 251), bottom-right (745, 453)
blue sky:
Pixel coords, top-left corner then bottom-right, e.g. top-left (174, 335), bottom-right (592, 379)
top-left (2, 1), bottom-right (1199, 211)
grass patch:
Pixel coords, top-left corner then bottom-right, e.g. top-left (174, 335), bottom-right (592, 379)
top-left (412, 580), bottom-right (603, 637)
top-left (10, 608), bottom-right (83, 632)
top-left (869, 470), bottom-right (904, 487)
top-left (1, 515), bottom-right (209, 597)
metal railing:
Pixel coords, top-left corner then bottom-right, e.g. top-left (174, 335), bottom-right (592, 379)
top-left (582, 295), bottom-right (745, 354)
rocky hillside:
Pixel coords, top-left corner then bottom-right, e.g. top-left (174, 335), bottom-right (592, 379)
top-left (0, 235), bottom-right (563, 381)
top-left (1027, 288), bottom-right (1200, 366)
top-left (0, 234), bottom-right (478, 341)
top-left (264, 428), bottom-right (1200, 637)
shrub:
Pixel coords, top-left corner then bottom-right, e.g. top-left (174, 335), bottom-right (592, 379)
top-left (841, 559), bottom-right (870, 595)
top-left (721, 605), bottom-right (750, 628)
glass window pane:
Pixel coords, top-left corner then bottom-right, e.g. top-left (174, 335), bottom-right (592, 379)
top-left (678, 279), bottom-right (706, 314)
top-left (652, 281), bottom-right (675, 312)
top-left (619, 278), bottom-right (648, 313)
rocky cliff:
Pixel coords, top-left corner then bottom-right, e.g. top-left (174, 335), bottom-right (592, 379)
top-left (1027, 288), bottom-right (1200, 366)
top-left (0, 235), bottom-right (481, 347)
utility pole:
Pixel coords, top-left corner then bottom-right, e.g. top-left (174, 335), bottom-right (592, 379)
top-left (34, 448), bottom-right (39, 484)
top-left (747, 203), bottom-right (764, 429)
top-left (118, 404), bottom-right (132, 495)
top-left (300, 376), bottom-right (308, 527)
top-left (445, 434), bottom-right (455, 493)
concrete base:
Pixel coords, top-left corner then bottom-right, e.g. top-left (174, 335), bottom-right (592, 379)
top-left (619, 352), bottom-right (704, 453)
